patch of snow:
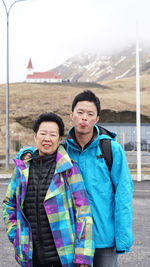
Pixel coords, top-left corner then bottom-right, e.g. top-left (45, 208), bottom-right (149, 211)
top-left (94, 69), bottom-right (105, 77)
top-left (105, 66), bottom-right (113, 73)
top-left (114, 56), bottom-right (126, 66)
top-left (115, 69), bottom-right (131, 79)
top-left (84, 58), bottom-right (110, 71)
top-left (78, 65), bottom-right (84, 70)
top-left (115, 65), bottom-right (135, 79)
top-left (97, 59), bottom-right (110, 65)
top-left (89, 67), bottom-right (100, 77)
top-left (64, 61), bottom-right (72, 67)
top-left (101, 56), bottom-right (111, 60)
top-left (84, 62), bottom-right (96, 71)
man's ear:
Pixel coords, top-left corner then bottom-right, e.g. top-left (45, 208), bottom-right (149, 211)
top-left (70, 112), bottom-right (73, 121)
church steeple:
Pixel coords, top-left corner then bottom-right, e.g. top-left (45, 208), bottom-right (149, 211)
top-left (27, 58), bottom-right (34, 75)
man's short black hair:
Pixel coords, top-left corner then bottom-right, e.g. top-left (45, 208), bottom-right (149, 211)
top-left (33, 112), bottom-right (64, 136)
top-left (72, 90), bottom-right (101, 116)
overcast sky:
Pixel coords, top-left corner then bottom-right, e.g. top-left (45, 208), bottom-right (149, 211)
top-left (0, 0), bottom-right (149, 83)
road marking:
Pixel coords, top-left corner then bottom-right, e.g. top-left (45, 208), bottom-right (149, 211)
top-left (134, 189), bottom-right (150, 193)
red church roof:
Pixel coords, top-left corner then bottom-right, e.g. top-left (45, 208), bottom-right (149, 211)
top-left (27, 58), bottom-right (33, 69)
top-left (26, 71), bottom-right (61, 79)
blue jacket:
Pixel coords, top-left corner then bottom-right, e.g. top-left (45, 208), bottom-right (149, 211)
top-left (65, 125), bottom-right (133, 252)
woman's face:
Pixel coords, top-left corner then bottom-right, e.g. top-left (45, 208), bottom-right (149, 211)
top-left (34, 121), bottom-right (60, 156)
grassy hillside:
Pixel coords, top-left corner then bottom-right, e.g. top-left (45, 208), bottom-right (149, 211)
top-left (0, 75), bottom-right (150, 156)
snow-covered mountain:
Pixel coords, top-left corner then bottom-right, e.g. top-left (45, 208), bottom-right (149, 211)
top-left (51, 45), bottom-right (150, 82)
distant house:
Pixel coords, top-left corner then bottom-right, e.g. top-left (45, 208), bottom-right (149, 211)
top-left (26, 58), bottom-right (62, 83)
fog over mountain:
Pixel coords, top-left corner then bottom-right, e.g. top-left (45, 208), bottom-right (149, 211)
top-left (51, 44), bottom-right (150, 82)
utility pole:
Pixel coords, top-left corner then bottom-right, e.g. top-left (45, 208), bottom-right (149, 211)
top-left (1, 0), bottom-right (28, 169)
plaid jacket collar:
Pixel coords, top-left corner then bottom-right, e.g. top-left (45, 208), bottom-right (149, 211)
top-left (14, 145), bottom-right (73, 174)
top-left (55, 145), bottom-right (73, 174)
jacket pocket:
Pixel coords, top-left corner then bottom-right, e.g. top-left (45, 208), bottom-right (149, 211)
top-left (13, 224), bottom-right (31, 262)
top-left (13, 231), bottom-right (20, 257)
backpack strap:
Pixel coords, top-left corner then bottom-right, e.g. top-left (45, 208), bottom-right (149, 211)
top-left (99, 139), bottom-right (112, 173)
top-left (100, 139), bottom-right (115, 192)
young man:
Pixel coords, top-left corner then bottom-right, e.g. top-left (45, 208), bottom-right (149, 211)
top-left (65, 90), bottom-right (133, 267)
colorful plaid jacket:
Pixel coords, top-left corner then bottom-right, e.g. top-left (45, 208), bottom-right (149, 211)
top-left (3, 145), bottom-right (94, 267)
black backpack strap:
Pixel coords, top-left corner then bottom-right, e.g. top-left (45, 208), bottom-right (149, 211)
top-left (100, 139), bottom-right (115, 192)
top-left (100, 139), bottom-right (112, 173)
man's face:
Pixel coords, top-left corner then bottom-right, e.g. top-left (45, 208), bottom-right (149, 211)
top-left (34, 121), bottom-right (60, 156)
top-left (70, 101), bottom-right (99, 135)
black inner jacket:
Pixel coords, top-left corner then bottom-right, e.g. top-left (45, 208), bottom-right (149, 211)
top-left (23, 150), bottom-right (61, 265)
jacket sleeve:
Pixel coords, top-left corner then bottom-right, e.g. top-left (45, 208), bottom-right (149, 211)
top-left (3, 168), bottom-right (18, 243)
top-left (111, 141), bottom-right (133, 252)
top-left (68, 162), bottom-right (95, 266)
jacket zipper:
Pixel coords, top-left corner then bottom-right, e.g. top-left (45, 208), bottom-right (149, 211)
top-left (37, 158), bottom-right (42, 233)
top-left (19, 209), bottom-right (33, 265)
top-left (78, 218), bottom-right (86, 241)
top-left (36, 158), bottom-right (45, 262)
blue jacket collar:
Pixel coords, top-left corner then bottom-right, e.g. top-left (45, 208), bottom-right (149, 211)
top-left (67, 124), bottom-right (116, 150)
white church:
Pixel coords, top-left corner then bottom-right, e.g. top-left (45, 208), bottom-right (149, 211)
top-left (26, 58), bottom-right (62, 83)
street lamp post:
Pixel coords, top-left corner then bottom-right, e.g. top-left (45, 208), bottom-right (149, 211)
top-left (1, 0), bottom-right (27, 169)
top-left (136, 22), bottom-right (141, 182)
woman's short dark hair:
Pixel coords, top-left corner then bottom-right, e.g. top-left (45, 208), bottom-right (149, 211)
top-left (72, 90), bottom-right (101, 116)
top-left (33, 112), bottom-right (64, 136)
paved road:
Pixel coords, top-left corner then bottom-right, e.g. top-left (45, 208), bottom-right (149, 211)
top-left (0, 180), bottom-right (150, 267)
top-left (125, 151), bottom-right (150, 165)
top-left (118, 181), bottom-right (150, 267)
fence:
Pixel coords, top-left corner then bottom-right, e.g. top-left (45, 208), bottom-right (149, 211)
top-left (100, 123), bottom-right (150, 151)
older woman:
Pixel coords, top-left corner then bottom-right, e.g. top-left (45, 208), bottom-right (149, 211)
top-left (3, 112), bottom-right (94, 267)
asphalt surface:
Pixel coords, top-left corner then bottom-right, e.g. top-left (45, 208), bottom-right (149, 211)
top-left (0, 179), bottom-right (150, 267)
